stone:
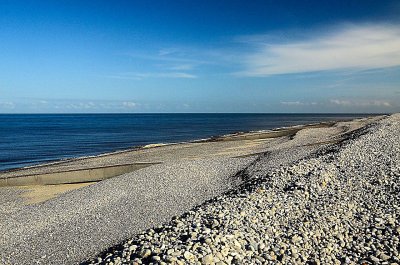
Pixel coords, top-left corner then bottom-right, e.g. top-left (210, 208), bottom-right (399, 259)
top-left (221, 247), bottom-right (230, 257)
top-left (254, 255), bottom-right (265, 262)
top-left (379, 253), bottom-right (391, 261)
top-left (138, 249), bottom-right (151, 259)
top-left (370, 256), bottom-right (380, 263)
top-left (129, 245), bottom-right (137, 252)
top-left (184, 251), bottom-right (195, 260)
top-left (202, 254), bottom-right (214, 264)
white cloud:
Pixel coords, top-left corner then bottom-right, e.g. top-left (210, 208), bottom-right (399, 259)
top-left (158, 48), bottom-right (180, 56)
top-left (107, 72), bottom-right (197, 80)
top-left (330, 99), bottom-right (392, 107)
top-left (154, 72), bottom-right (197, 79)
top-left (66, 102), bottom-right (96, 109)
top-left (0, 101), bottom-right (15, 109)
top-left (29, 100), bottom-right (49, 109)
top-left (281, 101), bottom-right (303, 106)
top-left (59, 100), bottom-right (141, 110)
top-left (122, 101), bottom-right (137, 108)
top-left (330, 99), bottom-right (352, 106)
top-left (168, 64), bottom-right (195, 71)
top-left (19, 99), bottom-right (141, 112)
top-left (240, 24), bottom-right (400, 76)
top-left (281, 101), bottom-right (318, 106)
top-left (126, 52), bottom-right (208, 64)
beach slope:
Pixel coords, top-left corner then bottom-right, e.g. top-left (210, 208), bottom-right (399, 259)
top-left (0, 115), bottom-right (394, 264)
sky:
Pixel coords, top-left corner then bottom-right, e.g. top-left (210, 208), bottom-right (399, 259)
top-left (1, 0), bottom-right (400, 113)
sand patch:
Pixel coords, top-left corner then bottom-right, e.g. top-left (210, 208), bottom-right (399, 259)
top-left (212, 139), bottom-right (270, 157)
top-left (181, 139), bottom-right (271, 160)
top-left (18, 182), bottom-right (95, 205)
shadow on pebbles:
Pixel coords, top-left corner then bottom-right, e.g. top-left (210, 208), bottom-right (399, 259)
top-left (83, 115), bottom-right (400, 265)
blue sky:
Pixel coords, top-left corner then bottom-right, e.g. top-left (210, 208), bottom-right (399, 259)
top-left (1, 0), bottom-right (400, 113)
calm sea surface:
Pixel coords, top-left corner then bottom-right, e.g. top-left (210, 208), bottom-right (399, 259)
top-left (0, 113), bottom-right (374, 171)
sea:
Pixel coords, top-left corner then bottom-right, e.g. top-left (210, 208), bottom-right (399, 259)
top-left (0, 113), bottom-right (375, 171)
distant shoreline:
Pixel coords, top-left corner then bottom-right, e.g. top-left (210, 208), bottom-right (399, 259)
top-left (0, 114), bottom-right (379, 175)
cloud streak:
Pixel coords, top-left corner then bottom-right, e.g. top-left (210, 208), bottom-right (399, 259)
top-left (107, 72), bottom-right (197, 80)
top-left (240, 24), bottom-right (400, 76)
top-left (126, 51), bottom-right (209, 65)
top-left (281, 101), bottom-right (318, 106)
top-left (330, 99), bottom-right (392, 107)
top-left (0, 99), bottom-right (141, 112)
top-left (0, 101), bottom-right (16, 109)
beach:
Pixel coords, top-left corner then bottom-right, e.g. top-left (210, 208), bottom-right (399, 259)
top-left (1, 114), bottom-right (399, 265)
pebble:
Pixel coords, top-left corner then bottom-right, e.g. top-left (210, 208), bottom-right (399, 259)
top-left (183, 251), bottom-right (194, 260)
top-left (202, 254), bottom-right (214, 264)
top-left (138, 249), bottom-right (151, 259)
top-left (84, 114), bottom-right (400, 265)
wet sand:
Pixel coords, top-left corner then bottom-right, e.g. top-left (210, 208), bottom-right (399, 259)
top-left (18, 183), bottom-right (95, 205)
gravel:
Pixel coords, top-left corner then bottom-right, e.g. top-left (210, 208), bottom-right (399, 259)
top-left (0, 115), bottom-right (390, 265)
top-left (0, 158), bottom-right (253, 265)
top-left (82, 114), bottom-right (399, 265)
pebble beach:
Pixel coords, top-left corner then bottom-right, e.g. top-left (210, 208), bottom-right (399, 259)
top-left (1, 114), bottom-right (399, 265)
top-left (84, 114), bottom-right (400, 265)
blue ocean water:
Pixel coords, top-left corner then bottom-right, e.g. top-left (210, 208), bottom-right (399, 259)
top-left (0, 113), bottom-right (373, 171)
